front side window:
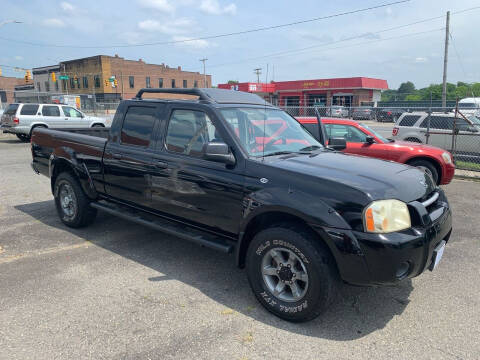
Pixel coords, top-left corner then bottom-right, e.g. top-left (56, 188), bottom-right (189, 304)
top-left (129, 76), bottom-right (134, 88)
top-left (166, 110), bottom-right (222, 158)
top-left (20, 104), bottom-right (39, 115)
top-left (42, 105), bottom-right (60, 117)
top-left (121, 106), bottom-right (157, 147)
top-left (220, 108), bottom-right (321, 157)
top-left (62, 106), bottom-right (82, 118)
top-left (325, 124), bottom-right (367, 143)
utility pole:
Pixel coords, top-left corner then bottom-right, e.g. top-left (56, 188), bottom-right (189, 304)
top-left (254, 68), bottom-right (262, 83)
top-left (442, 11), bottom-right (450, 108)
top-left (199, 58), bottom-right (208, 87)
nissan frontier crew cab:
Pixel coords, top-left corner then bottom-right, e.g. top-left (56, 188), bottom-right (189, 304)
top-left (30, 88), bottom-right (452, 322)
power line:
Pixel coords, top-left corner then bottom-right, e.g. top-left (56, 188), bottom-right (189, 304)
top-left (449, 32), bottom-right (468, 79)
top-left (0, 0), bottom-right (411, 49)
top-left (209, 28), bottom-right (445, 69)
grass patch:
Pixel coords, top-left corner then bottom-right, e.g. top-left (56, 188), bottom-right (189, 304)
top-left (456, 160), bottom-right (480, 171)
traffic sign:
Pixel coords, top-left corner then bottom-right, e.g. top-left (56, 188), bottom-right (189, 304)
top-left (59, 75), bottom-right (69, 80)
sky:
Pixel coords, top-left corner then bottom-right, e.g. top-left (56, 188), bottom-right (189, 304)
top-left (0, 0), bottom-right (479, 89)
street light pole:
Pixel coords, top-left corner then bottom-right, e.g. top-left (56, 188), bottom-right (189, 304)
top-left (199, 58), bottom-right (208, 88)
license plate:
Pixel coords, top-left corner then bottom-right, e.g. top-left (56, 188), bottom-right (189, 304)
top-left (430, 240), bottom-right (446, 271)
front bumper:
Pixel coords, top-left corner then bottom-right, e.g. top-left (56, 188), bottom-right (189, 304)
top-left (440, 163), bottom-right (455, 185)
top-left (314, 189), bottom-right (452, 285)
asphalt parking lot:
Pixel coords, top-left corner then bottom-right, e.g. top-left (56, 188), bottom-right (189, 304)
top-left (0, 132), bottom-right (479, 360)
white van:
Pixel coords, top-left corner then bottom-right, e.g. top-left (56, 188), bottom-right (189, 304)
top-left (0, 103), bottom-right (107, 142)
top-left (458, 98), bottom-right (480, 117)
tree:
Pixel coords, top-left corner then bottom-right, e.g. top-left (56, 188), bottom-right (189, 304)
top-left (398, 81), bottom-right (415, 94)
top-left (227, 80), bottom-right (239, 85)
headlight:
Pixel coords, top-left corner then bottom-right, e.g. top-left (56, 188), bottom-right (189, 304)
top-left (363, 199), bottom-right (411, 233)
top-left (441, 152), bottom-right (452, 164)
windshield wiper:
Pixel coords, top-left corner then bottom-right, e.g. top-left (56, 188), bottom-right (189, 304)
top-left (262, 151), bottom-right (295, 157)
top-left (298, 145), bottom-right (322, 152)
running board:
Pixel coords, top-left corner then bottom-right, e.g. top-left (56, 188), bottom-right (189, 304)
top-left (90, 201), bottom-right (234, 253)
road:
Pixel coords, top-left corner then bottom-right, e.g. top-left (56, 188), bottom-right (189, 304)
top-left (0, 132), bottom-right (479, 360)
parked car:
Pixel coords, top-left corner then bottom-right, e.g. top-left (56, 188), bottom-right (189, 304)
top-left (352, 107), bottom-right (374, 120)
top-left (457, 97), bottom-right (480, 117)
top-left (377, 108), bottom-right (405, 122)
top-left (0, 103), bottom-right (107, 142)
top-left (392, 112), bottom-right (480, 158)
top-left (326, 105), bottom-right (349, 117)
top-left (296, 117), bottom-right (454, 185)
top-left (31, 88), bottom-right (451, 322)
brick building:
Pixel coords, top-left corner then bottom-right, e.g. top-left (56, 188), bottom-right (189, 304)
top-left (54, 55), bottom-right (211, 102)
top-left (218, 77), bottom-right (388, 107)
top-left (0, 75), bottom-right (31, 105)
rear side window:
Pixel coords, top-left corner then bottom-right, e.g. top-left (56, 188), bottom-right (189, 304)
top-left (419, 116), bottom-right (452, 130)
top-left (398, 115), bottom-right (420, 127)
top-left (20, 104), bottom-right (39, 115)
top-left (121, 106), bottom-right (157, 147)
top-left (42, 106), bottom-right (60, 117)
top-left (5, 104), bottom-right (19, 115)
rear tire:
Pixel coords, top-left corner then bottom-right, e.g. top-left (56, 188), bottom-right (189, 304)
top-left (16, 134), bottom-right (30, 142)
top-left (246, 225), bottom-right (338, 322)
top-left (408, 159), bottom-right (439, 184)
top-left (54, 172), bottom-right (97, 228)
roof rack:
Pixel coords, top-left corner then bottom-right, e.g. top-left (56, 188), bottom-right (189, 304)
top-left (135, 88), bottom-right (210, 101)
top-left (134, 88), bottom-right (270, 106)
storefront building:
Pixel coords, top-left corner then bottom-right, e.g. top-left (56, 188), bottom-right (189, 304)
top-left (218, 77), bottom-right (388, 107)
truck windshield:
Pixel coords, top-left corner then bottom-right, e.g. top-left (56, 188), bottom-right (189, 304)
top-left (220, 108), bottom-right (322, 157)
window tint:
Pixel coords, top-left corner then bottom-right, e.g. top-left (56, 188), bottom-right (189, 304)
top-left (419, 116), bottom-right (452, 130)
top-left (166, 110), bottom-right (221, 158)
top-left (62, 106), bottom-right (82, 118)
top-left (325, 124), bottom-right (367, 143)
top-left (20, 104), bottom-right (39, 115)
top-left (5, 104), bottom-right (19, 115)
top-left (121, 106), bottom-right (157, 147)
top-left (398, 115), bottom-right (420, 127)
top-left (42, 105), bottom-right (60, 117)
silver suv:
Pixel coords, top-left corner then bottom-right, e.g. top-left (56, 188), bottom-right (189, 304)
top-left (1, 103), bottom-right (107, 142)
top-left (392, 112), bottom-right (480, 155)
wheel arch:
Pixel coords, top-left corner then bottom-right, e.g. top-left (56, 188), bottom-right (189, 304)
top-left (50, 156), bottom-right (97, 199)
top-left (236, 210), bottom-right (339, 274)
top-left (406, 155), bottom-right (443, 184)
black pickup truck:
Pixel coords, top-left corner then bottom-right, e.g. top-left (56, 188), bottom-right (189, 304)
top-left (31, 88), bottom-right (452, 322)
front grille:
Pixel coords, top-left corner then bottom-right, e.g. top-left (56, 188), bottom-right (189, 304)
top-left (408, 190), bottom-right (445, 227)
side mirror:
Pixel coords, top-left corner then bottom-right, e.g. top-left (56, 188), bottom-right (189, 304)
top-left (328, 137), bottom-right (347, 151)
top-left (204, 142), bottom-right (236, 165)
top-left (365, 136), bottom-right (375, 144)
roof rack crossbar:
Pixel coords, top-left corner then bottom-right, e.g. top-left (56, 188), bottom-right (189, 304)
top-left (135, 88), bottom-right (211, 101)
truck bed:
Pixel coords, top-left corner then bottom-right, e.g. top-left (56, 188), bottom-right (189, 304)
top-left (31, 127), bottom-right (108, 191)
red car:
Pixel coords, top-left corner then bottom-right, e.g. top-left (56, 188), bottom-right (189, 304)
top-left (296, 117), bottom-right (455, 185)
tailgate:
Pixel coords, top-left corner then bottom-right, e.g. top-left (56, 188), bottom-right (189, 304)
top-left (1, 114), bottom-right (14, 127)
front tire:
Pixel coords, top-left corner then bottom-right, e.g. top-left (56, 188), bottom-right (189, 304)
top-left (54, 172), bottom-right (97, 228)
top-left (246, 225), bottom-right (338, 322)
top-left (408, 159), bottom-right (439, 184)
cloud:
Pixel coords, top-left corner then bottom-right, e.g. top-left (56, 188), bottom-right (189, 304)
top-left (138, 18), bottom-right (195, 35)
top-left (173, 36), bottom-right (211, 49)
top-left (42, 18), bottom-right (66, 27)
top-left (138, 0), bottom-right (175, 13)
top-left (199, 0), bottom-right (237, 15)
top-left (415, 57), bottom-right (428, 63)
top-left (60, 1), bottom-right (75, 12)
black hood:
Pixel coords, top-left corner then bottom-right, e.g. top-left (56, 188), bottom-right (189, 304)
top-left (265, 151), bottom-right (436, 203)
